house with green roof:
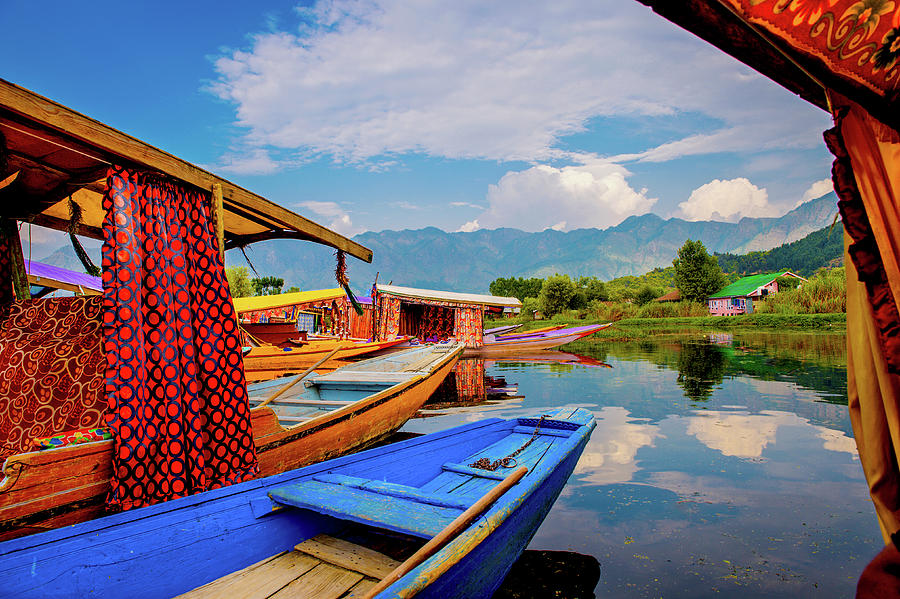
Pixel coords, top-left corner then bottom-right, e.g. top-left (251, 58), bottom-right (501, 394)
top-left (707, 271), bottom-right (806, 316)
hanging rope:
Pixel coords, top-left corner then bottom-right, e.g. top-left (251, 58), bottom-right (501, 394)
top-left (336, 249), bottom-right (363, 315)
top-left (67, 197), bottom-right (100, 276)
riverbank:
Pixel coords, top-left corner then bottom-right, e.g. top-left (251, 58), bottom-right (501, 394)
top-left (487, 313), bottom-right (845, 342)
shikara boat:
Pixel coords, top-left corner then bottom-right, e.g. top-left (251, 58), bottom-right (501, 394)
top-left (0, 344), bottom-right (462, 542)
top-left (0, 407), bottom-right (595, 599)
top-left (483, 323), bottom-right (522, 336)
top-left (492, 324), bottom-right (566, 340)
top-left (243, 337), bottom-right (414, 382)
top-left (466, 323), bottom-right (612, 356)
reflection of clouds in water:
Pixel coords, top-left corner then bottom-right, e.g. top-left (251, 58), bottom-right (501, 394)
top-left (686, 409), bottom-right (858, 459)
top-left (745, 378), bottom-right (821, 401)
top-left (573, 406), bottom-right (661, 484)
top-left (816, 426), bottom-right (858, 456)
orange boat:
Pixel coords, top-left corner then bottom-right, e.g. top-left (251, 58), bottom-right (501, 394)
top-left (242, 336), bottom-right (413, 382)
top-left (0, 344), bottom-right (462, 542)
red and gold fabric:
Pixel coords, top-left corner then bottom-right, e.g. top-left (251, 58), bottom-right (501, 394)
top-left (453, 359), bottom-right (485, 400)
top-left (724, 0), bottom-right (900, 98)
top-left (375, 295), bottom-right (402, 340)
top-left (826, 93), bottom-right (900, 542)
top-left (0, 296), bottom-right (106, 460)
top-left (454, 306), bottom-right (484, 348)
top-left (101, 166), bottom-right (257, 511)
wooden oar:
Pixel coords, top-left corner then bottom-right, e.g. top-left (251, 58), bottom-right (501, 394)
top-left (361, 466), bottom-right (528, 599)
top-left (256, 346), bottom-right (344, 409)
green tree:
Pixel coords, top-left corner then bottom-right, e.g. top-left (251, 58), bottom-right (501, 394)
top-left (635, 284), bottom-right (661, 306)
top-left (673, 240), bottom-right (726, 303)
top-left (251, 276), bottom-right (284, 296)
top-left (539, 274), bottom-right (576, 317)
top-left (489, 277), bottom-right (544, 301)
top-left (521, 296), bottom-right (540, 319)
top-left (225, 266), bottom-right (252, 298)
top-left (576, 276), bottom-right (609, 302)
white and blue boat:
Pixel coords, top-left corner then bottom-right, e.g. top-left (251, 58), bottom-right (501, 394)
top-left (1, 407), bottom-right (594, 598)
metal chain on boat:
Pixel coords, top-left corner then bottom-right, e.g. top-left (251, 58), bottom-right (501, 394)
top-left (469, 415), bottom-right (546, 471)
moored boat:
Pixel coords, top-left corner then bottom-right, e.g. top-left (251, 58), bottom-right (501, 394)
top-left (0, 343), bottom-right (462, 542)
top-left (0, 407), bottom-right (595, 599)
top-left (243, 337), bottom-right (414, 382)
top-left (466, 323), bottom-right (612, 356)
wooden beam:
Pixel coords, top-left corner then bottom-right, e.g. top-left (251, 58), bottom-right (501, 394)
top-left (28, 213), bottom-right (103, 240)
top-left (0, 78), bottom-right (373, 262)
top-left (225, 230), bottom-right (318, 250)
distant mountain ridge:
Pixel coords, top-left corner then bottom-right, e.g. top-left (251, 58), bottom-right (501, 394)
top-left (41, 192), bottom-right (839, 295)
top-left (226, 192), bottom-right (839, 293)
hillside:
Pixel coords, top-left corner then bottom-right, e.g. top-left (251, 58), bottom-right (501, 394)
top-left (225, 192), bottom-right (839, 293)
top-left (715, 220), bottom-right (843, 277)
top-left (40, 192), bottom-right (840, 295)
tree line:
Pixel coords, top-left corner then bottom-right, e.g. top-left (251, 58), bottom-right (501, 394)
top-left (490, 234), bottom-right (844, 319)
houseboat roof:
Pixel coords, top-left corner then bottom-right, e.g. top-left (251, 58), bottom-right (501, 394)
top-left (233, 288), bottom-right (346, 314)
top-left (0, 79), bottom-right (372, 263)
top-left (709, 271), bottom-right (804, 299)
top-left (26, 260), bottom-right (102, 295)
top-left (376, 284), bottom-right (522, 308)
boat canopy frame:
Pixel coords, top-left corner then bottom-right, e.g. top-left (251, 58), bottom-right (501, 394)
top-left (0, 78), bottom-right (372, 262)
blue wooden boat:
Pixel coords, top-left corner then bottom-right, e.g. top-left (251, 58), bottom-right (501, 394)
top-left (0, 407), bottom-right (594, 599)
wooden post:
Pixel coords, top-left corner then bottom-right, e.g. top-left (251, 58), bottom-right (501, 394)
top-left (210, 183), bottom-right (225, 262)
top-left (0, 217), bottom-right (30, 301)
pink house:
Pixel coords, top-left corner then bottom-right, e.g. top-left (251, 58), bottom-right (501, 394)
top-left (707, 271), bottom-right (805, 316)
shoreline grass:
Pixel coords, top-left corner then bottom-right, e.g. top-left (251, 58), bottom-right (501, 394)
top-left (486, 312), bottom-right (845, 342)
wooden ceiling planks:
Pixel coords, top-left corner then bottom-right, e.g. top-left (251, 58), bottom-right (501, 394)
top-left (0, 79), bottom-right (372, 262)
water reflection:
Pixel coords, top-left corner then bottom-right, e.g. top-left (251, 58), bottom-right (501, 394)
top-left (405, 330), bottom-right (877, 598)
top-left (676, 341), bottom-right (727, 402)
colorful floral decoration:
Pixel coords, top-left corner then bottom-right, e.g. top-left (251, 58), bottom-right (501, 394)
top-left (101, 166), bottom-right (257, 511)
top-left (33, 427), bottom-right (113, 450)
top-left (733, 0), bottom-right (900, 94)
top-left (0, 296), bottom-right (106, 460)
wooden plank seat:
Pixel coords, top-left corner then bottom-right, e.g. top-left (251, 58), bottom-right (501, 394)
top-left (177, 534), bottom-right (399, 599)
top-left (268, 475), bottom-right (479, 539)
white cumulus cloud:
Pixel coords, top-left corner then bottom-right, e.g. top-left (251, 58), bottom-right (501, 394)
top-left (677, 177), bottom-right (780, 222)
top-left (465, 162), bottom-right (656, 232)
top-left (210, 0), bottom-right (829, 171)
top-left (797, 178), bottom-right (834, 207)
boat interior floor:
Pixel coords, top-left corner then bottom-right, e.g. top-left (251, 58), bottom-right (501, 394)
top-left (177, 530), bottom-right (422, 599)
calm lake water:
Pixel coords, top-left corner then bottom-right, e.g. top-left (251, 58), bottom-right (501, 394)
top-left (402, 330), bottom-right (881, 598)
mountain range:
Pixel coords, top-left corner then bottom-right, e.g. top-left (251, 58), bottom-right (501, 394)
top-left (41, 192), bottom-right (839, 294)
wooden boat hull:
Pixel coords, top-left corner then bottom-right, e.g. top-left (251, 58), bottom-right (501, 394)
top-left (465, 323), bottom-right (612, 356)
top-left (252, 346), bottom-right (461, 476)
top-left (0, 345), bottom-right (462, 542)
top-left (0, 408), bottom-right (594, 599)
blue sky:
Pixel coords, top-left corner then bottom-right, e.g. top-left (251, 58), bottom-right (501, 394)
top-left (5, 0), bottom-right (835, 258)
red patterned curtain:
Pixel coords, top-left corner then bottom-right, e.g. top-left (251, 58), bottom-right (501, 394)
top-left (375, 295), bottom-right (402, 340)
top-left (454, 306), bottom-right (483, 348)
top-left (101, 166), bottom-right (257, 510)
